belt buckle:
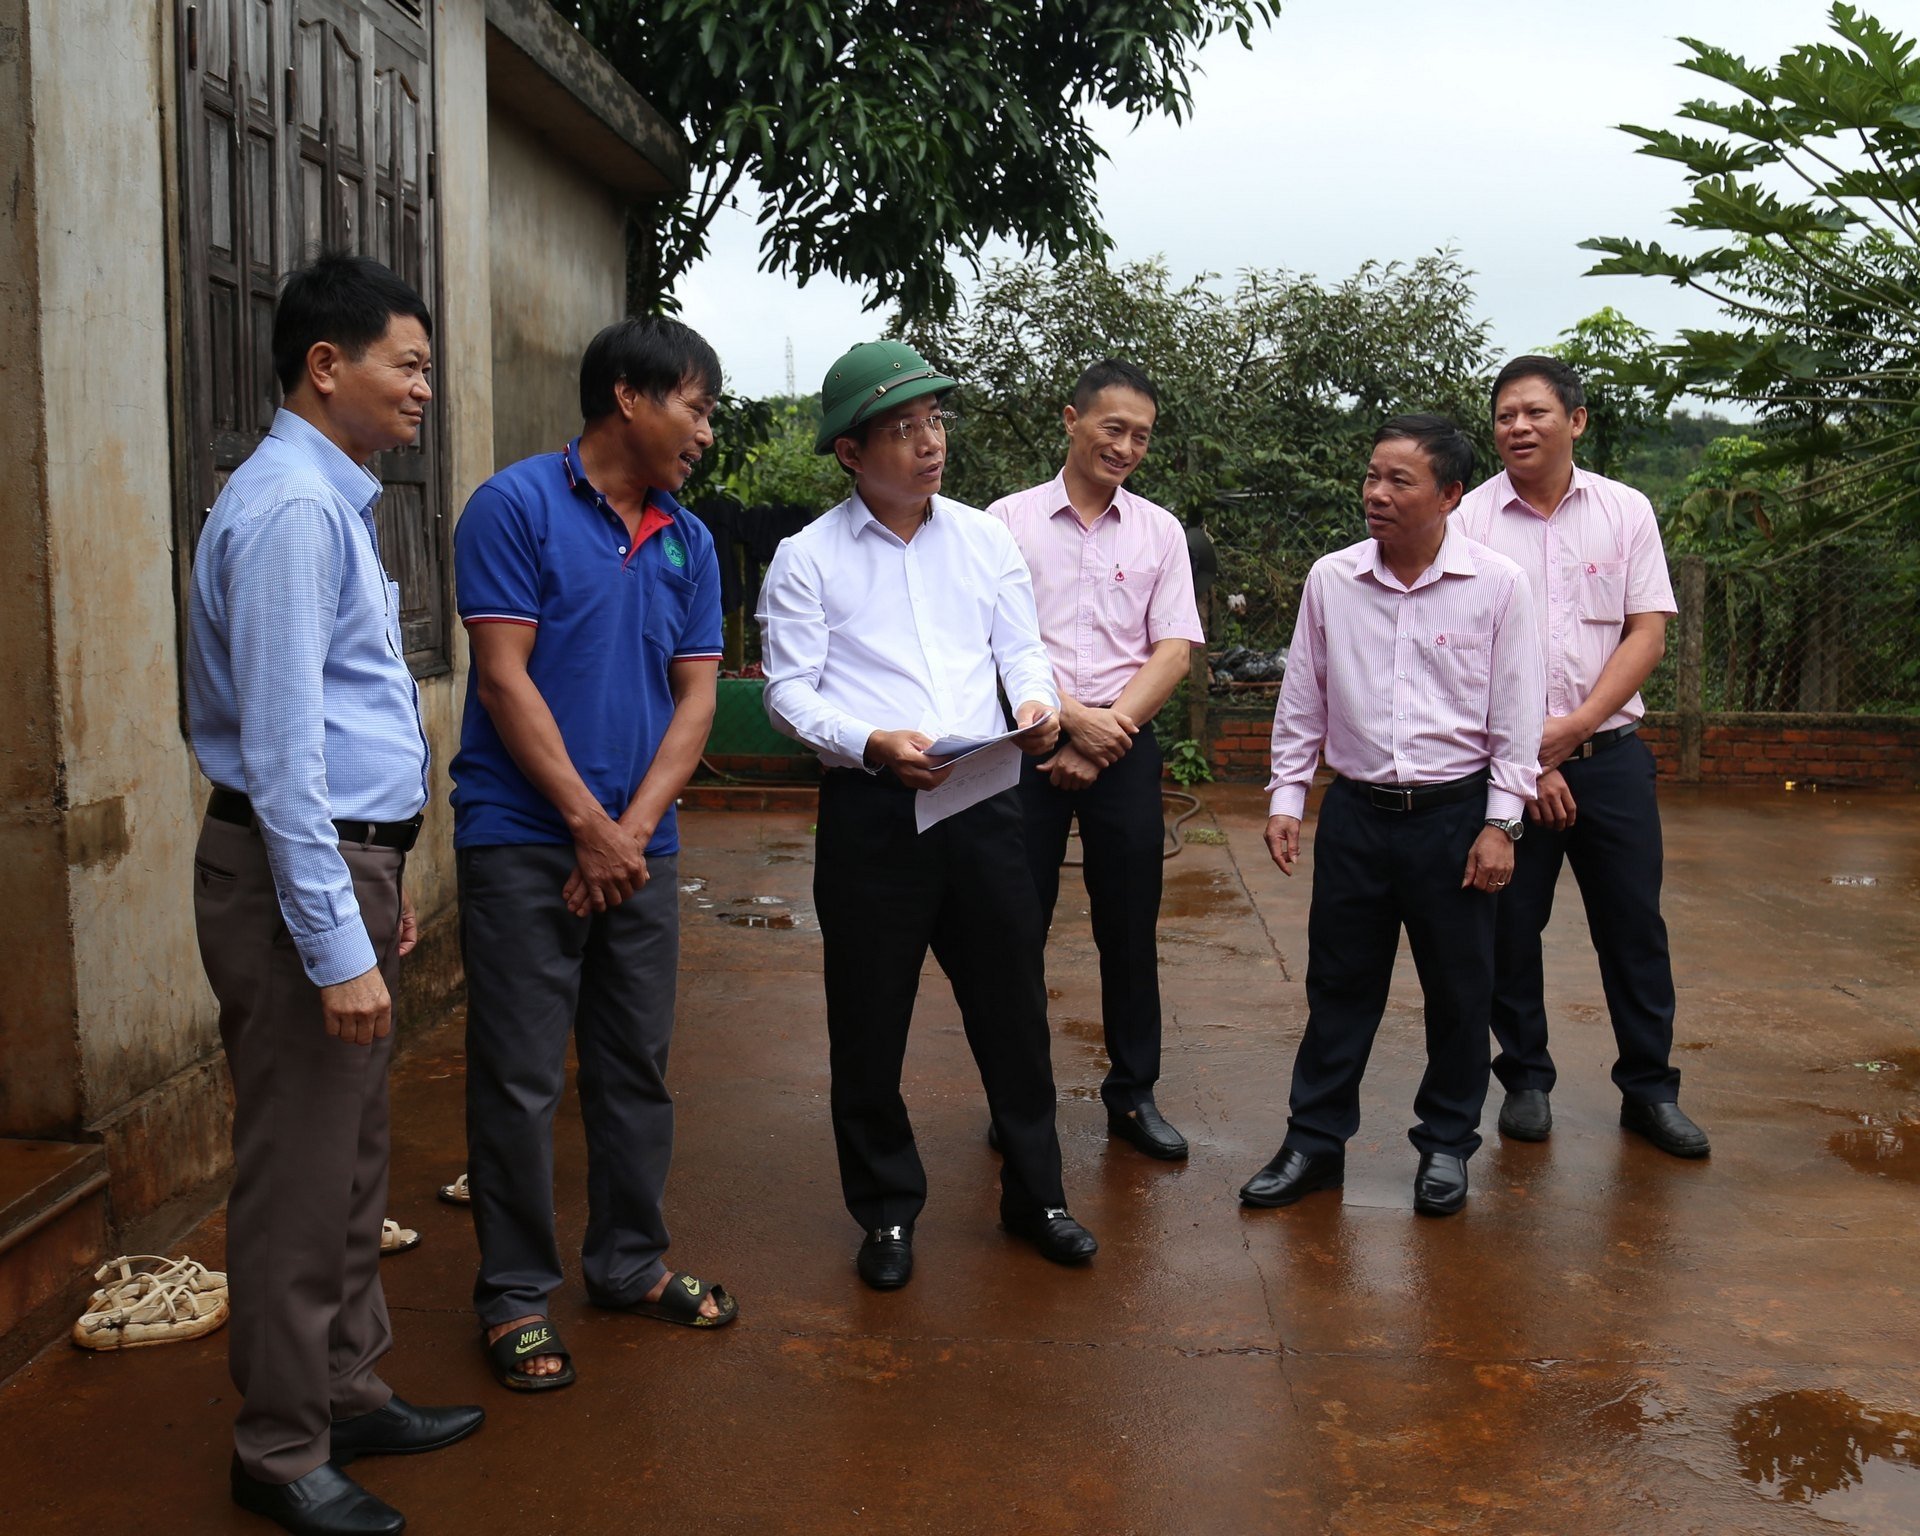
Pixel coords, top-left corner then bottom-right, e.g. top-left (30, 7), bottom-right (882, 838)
top-left (1373, 784), bottom-right (1414, 811)
top-left (359, 821), bottom-right (378, 845)
top-left (1576, 738), bottom-right (1597, 759)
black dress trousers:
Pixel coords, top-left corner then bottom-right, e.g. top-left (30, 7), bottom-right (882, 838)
top-left (813, 771), bottom-right (1067, 1231)
top-left (1490, 734), bottom-right (1680, 1104)
top-left (1018, 722), bottom-right (1166, 1112)
top-left (1283, 777), bottom-right (1497, 1160)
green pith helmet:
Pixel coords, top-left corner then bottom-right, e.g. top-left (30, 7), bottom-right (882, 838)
top-left (814, 340), bottom-right (958, 454)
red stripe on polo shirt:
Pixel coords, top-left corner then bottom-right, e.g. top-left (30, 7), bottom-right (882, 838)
top-left (464, 614), bottom-right (539, 627)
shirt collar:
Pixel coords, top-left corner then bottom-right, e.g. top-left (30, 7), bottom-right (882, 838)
top-left (848, 488), bottom-right (935, 540)
top-left (268, 408), bottom-right (382, 516)
top-left (1493, 465), bottom-right (1589, 518)
top-left (1353, 523), bottom-right (1475, 589)
top-left (561, 437), bottom-right (680, 522)
top-left (1045, 470), bottom-right (1125, 525)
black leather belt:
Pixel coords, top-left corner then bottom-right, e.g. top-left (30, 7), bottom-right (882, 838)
top-left (1570, 722), bottom-right (1639, 759)
top-left (1340, 771), bottom-right (1489, 812)
top-left (207, 787), bottom-right (423, 851)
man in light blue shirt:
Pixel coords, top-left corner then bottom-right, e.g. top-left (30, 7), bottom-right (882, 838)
top-left (188, 252), bottom-right (481, 1536)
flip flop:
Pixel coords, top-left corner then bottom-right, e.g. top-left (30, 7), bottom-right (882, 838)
top-left (485, 1320), bottom-right (576, 1392)
top-left (597, 1272), bottom-right (738, 1329)
top-left (437, 1173), bottom-right (471, 1206)
top-left (380, 1219), bottom-right (422, 1256)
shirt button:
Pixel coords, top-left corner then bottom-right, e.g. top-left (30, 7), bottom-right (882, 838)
top-left (618, 545), bottom-right (628, 555)
top-left (1397, 712), bottom-right (1406, 720)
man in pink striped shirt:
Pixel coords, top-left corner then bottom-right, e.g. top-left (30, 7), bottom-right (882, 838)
top-left (1455, 355), bottom-right (1709, 1159)
top-left (988, 359), bottom-right (1205, 1161)
top-left (1240, 415), bottom-right (1543, 1217)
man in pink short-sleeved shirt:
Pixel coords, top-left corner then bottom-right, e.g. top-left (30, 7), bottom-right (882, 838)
top-left (1454, 355), bottom-right (1709, 1159)
top-left (1239, 415), bottom-right (1544, 1218)
top-left (988, 359), bottom-right (1204, 1161)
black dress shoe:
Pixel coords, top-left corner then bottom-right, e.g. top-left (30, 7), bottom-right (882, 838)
top-left (231, 1455), bottom-right (404, 1536)
top-left (1238, 1147), bottom-right (1344, 1208)
top-left (857, 1224), bottom-right (914, 1289)
top-left (1621, 1099), bottom-right (1710, 1158)
top-left (329, 1394), bottom-right (485, 1465)
top-left (1498, 1088), bottom-right (1552, 1142)
top-left (1002, 1206), bottom-right (1098, 1265)
top-left (1108, 1101), bottom-right (1190, 1161)
top-left (1412, 1152), bottom-right (1469, 1216)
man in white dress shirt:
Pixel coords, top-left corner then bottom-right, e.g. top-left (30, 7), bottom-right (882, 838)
top-left (758, 340), bottom-right (1099, 1289)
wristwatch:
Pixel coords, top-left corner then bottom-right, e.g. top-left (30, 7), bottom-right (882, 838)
top-left (1485, 817), bottom-right (1524, 842)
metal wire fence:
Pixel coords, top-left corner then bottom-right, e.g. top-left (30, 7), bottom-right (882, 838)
top-left (1203, 523), bottom-right (1920, 718)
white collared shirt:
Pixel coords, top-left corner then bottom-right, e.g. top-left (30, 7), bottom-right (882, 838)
top-left (757, 492), bottom-right (1061, 769)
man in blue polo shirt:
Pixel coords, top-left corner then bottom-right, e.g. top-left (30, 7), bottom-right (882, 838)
top-left (453, 316), bottom-right (737, 1392)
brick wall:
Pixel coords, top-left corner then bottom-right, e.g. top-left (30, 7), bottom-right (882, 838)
top-left (1638, 713), bottom-right (1920, 789)
top-left (1203, 707), bottom-right (1920, 788)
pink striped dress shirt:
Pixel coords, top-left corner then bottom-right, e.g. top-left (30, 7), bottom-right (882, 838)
top-left (1267, 529), bottom-right (1544, 822)
top-left (987, 474), bottom-right (1203, 707)
top-left (1454, 468), bottom-right (1677, 733)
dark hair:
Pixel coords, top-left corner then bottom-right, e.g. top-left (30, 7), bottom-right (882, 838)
top-left (580, 316), bottom-right (723, 420)
top-left (1491, 354), bottom-right (1586, 416)
top-left (272, 251), bottom-right (431, 394)
top-left (1374, 413), bottom-right (1475, 490)
top-left (1071, 358), bottom-right (1159, 414)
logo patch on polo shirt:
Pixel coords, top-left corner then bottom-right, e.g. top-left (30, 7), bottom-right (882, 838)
top-left (664, 535), bottom-right (688, 570)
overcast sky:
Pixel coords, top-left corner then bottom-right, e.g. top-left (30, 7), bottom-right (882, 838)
top-left (675, 0), bottom-right (1848, 400)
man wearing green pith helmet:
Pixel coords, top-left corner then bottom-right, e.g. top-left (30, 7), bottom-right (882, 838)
top-left (757, 340), bottom-right (1099, 1289)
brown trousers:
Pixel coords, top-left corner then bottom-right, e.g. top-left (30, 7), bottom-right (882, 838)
top-left (193, 816), bottom-right (402, 1483)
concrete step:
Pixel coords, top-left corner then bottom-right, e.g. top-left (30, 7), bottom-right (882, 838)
top-left (0, 1138), bottom-right (110, 1360)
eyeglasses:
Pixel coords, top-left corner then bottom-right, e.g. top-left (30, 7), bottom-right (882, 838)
top-left (877, 409), bottom-right (957, 443)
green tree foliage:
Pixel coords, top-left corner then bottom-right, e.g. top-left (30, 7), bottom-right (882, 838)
top-left (551, 0), bottom-right (1279, 319)
top-left (1581, 2), bottom-right (1920, 546)
top-left (719, 399), bottom-right (846, 510)
top-left (1549, 308), bottom-right (1674, 477)
top-left (902, 252), bottom-right (1492, 648)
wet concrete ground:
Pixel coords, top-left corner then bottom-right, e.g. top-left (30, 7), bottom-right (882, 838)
top-left (3, 782), bottom-right (1918, 1534)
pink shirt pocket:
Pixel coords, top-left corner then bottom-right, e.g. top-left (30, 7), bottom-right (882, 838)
top-left (1424, 630), bottom-right (1492, 701)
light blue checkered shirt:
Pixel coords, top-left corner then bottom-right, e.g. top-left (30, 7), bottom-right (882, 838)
top-left (188, 409), bottom-right (431, 986)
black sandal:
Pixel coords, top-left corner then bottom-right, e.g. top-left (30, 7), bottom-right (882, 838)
top-left (596, 1272), bottom-right (738, 1329)
top-left (485, 1320), bottom-right (577, 1391)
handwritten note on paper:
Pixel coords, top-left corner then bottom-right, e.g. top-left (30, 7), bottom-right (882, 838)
top-left (914, 739), bottom-right (1023, 833)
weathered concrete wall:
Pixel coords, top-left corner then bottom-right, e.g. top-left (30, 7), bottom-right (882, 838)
top-left (0, 0), bottom-right (83, 1141)
top-left (486, 106), bottom-right (626, 471)
top-left (32, 0), bottom-right (214, 1140)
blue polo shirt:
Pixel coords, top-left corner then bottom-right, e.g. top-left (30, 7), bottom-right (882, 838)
top-left (451, 439), bottom-right (723, 853)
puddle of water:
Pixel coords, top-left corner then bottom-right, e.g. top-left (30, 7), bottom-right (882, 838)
top-left (1590, 1380), bottom-right (1680, 1437)
top-left (679, 877), bottom-right (708, 894)
top-left (1823, 874), bottom-right (1881, 887)
top-left (1731, 1389), bottom-right (1920, 1518)
top-left (1161, 868), bottom-right (1246, 919)
top-left (711, 895), bottom-right (809, 931)
top-left (1828, 1114), bottom-right (1920, 1185)
top-left (763, 853), bottom-right (808, 865)
top-left (1057, 1015), bottom-right (1104, 1045)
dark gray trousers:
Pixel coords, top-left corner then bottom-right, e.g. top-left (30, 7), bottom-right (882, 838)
top-left (459, 843), bottom-right (680, 1325)
top-left (194, 816), bottom-right (400, 1484)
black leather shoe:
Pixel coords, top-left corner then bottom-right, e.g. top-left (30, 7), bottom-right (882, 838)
top-left (1238, 1148), bottom-right (1344, 1208)
top-left (1412, 1152), bottom-right (1469, 1216)
top-left (231, 1455), bottom-right (404, 1536)
top-left (1621, 1099), bottom-right (1710, 1158)
top-left (1108, 1101), bottom-right (1190, 1161)
top-left (1498, 1088), bottom-right (1552, 1142)
top-left (857, 1224), bottom-right (914, 1289)
top-left (1002, 1206), bottom-right (1098, 1265)
top-left (329, 1395), bottom-right (485, 1465)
